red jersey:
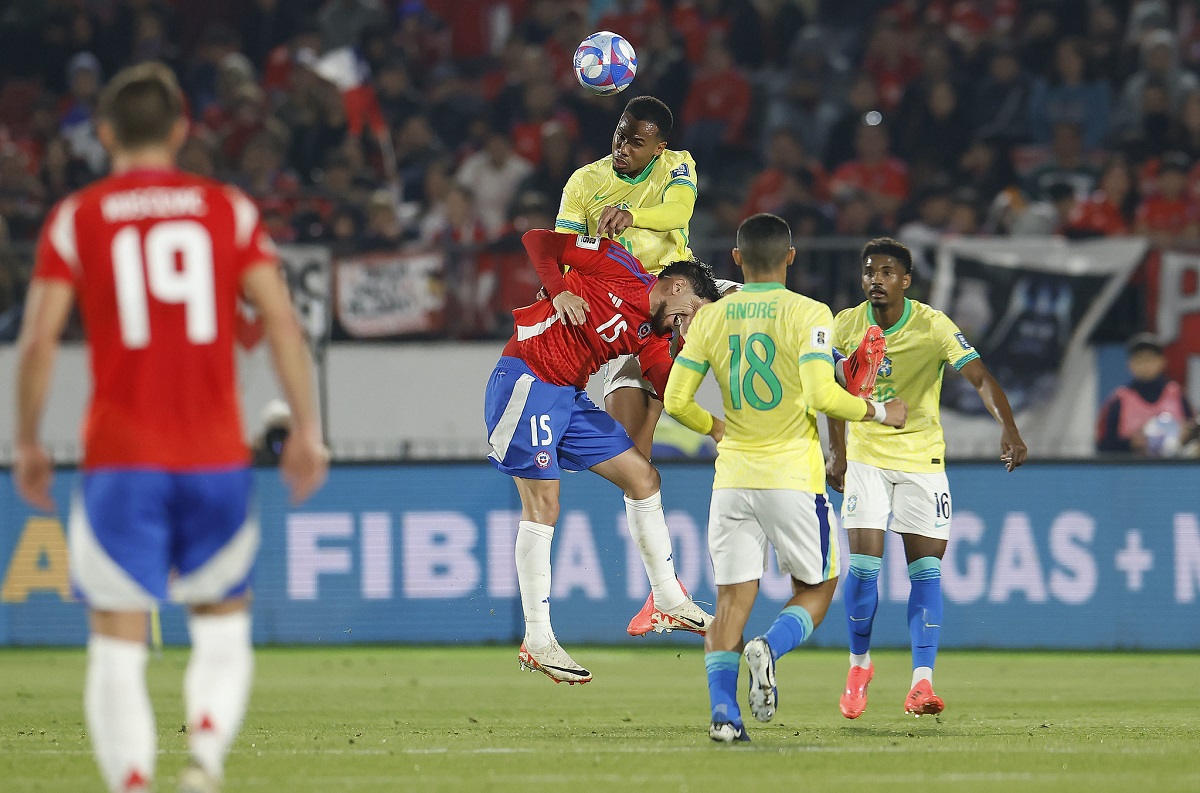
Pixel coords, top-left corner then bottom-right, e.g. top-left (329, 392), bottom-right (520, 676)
top-left (33, 168), bottom-right (277, 471)
top-left (830, 157), bottom-right (910, 202)
top-left (502, 231), bottom-right (674, 396)
top-left (1136, 195), bottom-right (1197, 233)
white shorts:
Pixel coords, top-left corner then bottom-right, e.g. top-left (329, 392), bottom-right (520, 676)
top-left (708, 489), bottom-right (838, 586)
top-left (602, 353), bottom-right (653, 398)
top-left (841, 461), bottom-right (952, 540)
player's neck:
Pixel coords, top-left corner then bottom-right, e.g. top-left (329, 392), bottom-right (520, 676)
top-left (742, 268), bottom-right (787, 285)
top-left (870, 299), bottom-right (907, 330)
top-left (110, 148), bottom-right (176, 175)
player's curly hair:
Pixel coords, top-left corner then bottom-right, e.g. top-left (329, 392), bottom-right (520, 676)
top-left (861, 237), bottom-right (913, 273)
top-left (659, 258), bottom-right (720, 303)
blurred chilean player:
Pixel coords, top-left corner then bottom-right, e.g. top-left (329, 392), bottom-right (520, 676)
top-left (828, 237), bottom-right (1027, 720)
top-left (663, 214), bottom-right (901, 742)
top-left (13, 63), bottom-right (327, 793)
top-left (485, 229), bottom-right (720, 683)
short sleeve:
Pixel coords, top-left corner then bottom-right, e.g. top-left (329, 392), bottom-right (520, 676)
top-left (33, 197), bottom-right (81, 284)
top-left (831, 308), bottom-right (854, 356)
top-left (555, 171), bottom-right (589, 235)
top-left (797, 303), bottom-right (836, 367)
top-left (933, 311), bottom-right (980, 370)
top-left (665, 153), bottom-right (698, 197)
top-left (226, 187), bottom-right (278, 276)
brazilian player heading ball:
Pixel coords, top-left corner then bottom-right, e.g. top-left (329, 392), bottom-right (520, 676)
top-left (828, 237), bottom-right (1027, 720)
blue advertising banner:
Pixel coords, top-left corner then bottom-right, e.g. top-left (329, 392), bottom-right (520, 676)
top-left (1, 462), bottom-right (1197, 648)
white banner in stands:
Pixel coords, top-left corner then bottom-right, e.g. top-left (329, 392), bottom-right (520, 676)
top-left (932, 237), bottom-right (1149, 458)
top-left (335, 251), bottom-right (445, 337)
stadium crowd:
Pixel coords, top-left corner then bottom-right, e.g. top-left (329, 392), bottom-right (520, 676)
top-left (0, 0), bottom-right (1195, 338)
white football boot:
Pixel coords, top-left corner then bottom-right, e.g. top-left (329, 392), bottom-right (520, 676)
top-left (178, 762), bottom-right (221, 793)
top-left (518, 639), bottom-right (593, 685)
top-left (743, 637), bottom-right (778, 722)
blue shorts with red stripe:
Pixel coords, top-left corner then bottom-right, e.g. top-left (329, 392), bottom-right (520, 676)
top-left (484, 356), bottom-right (634, 479)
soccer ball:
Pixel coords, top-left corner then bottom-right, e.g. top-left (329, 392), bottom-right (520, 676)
top-left (1142, 412), bottom-right (1183, 457)
top-left (573, 31), bottom-right (637, 95)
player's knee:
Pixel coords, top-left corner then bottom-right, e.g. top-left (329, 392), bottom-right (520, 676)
top-left (624, 462), bottom-right (661, 500)
top-left (524, 495), bottom-right (560, 526)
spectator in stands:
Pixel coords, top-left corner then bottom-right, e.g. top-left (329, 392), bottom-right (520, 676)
top-left (1085, 2), bottom-right (1126, 86)
top-left (861, 14), bottom-right (920, 113)
top-left (1168, 88), bottom-right (1200, 160)
top-left (1011, 180), bottom-right (1078, 235)
top-left (1135, 150), bottom-right (1199, 247)
top-left (240, 0), bottom-right (297, 70)
top-left (395, 114), bottom-right (447, 206)
top-left (834, 188), bottom-right (887, 236)
top-left (631, 16), bottom-right (691, 114)
top-left (1065, 155), bottom-right (1137, 237)
top-left (727, 0), bottom-right (806, 71)
top-left (237, 129), bottom-right (300, 202)
top-left (319, 0), bottom-right (388, 52)
top-left (762, 42), bottom-right (841, 158)
top-left (38, 136), bottom-right (91, 204)
top-left (511, 81), bottom-right (578, 167)
top-left (973, 44), bottom-right (1032, 144)
top-left (830, 120), bottom-right (909, 225)
top-left (824, 72), bottom-right (881, 169)
top-left (455, 128), bottom-right (532, 239)
top-left (518, 121), bottom-right (576, 207)
top-left (1131, 79), bottom-right (1174, 158)
top-left (958, 133), bottom-right (1019, 201)
top-left (362, 189), bottom-right (406, 251)
top-left (325, 205), bottom-right (365, 255)
top-left (894, 39), bottom-right (957, 147)
top-left (682, 35), bottom-right (752, 166)
top-left (1118, 29), bottom-right (1200, 135)
top-left (375, 57), bottom-right (422, 130)
top-left (898, 179), bottom-right (953, 274)
top-left (1018, 4), bottom-right (1061, 78)
top-left (59, 52), bottom-right (106, 175)
top-left (1097, 333), bottom-right (1198, 455)
top-left (1027, 38), bottom-right (1111, 150)
top-left (742, 130), bottom-right (825, 218)
top-left (1025, 121), bottom-right (1100, 200)
top-left (178, 135), bottom-right (218, 178)
top-left (898, 78), bottom-right (970, 181)
top-left (947, 187), bottom-right (982, 235)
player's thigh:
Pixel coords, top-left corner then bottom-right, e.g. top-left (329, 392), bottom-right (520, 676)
top-left (756, 490), bottom-right (839, 586)
top-left (484, 364), bottom-right (575, 479)
top-left (890, 470), bottom-right (952, 542)
top-left (558, 388), bottom-right (638, 475)
top-left (70, 470), bottom-right (173, 610)
top-left (168, 467), bottom-right (258, 605)
top-left (841, 461), bottom-right (892, 529)
top-left (601, 353), bottom-right (654, 400)
top-left (708, 489), bottom-right (770, 586)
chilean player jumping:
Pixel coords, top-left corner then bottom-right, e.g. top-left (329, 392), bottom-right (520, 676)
top-left (662, 214), bottom-right (905, 743)
top-left (828, 238), bottom-right (1027, 719)
top-left (485, 229), bottom-right (720, 684)
top-left (13, 63), bottom-right (327, 793)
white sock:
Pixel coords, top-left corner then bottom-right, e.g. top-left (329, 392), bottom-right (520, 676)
top-left (185, 611), bottom-right (254, 780)
top-left (850, 652), bottom-right (872, 669)
top-left (85, 635), bottom-right (155, 793)
top-left (912, 666), bottom-right (934, 687)
top-left (624, 492), bottom-right (686, 611)
top-left (516, 521), bottom-right (555, 649)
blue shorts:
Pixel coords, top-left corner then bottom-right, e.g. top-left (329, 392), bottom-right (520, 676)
top-left (484, 356), bottom-right (635, 479)
top-left (68, 467), bottom-right (259, 609)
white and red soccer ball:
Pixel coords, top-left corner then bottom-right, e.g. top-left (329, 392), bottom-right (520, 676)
top-left (573, 31), bottom-right (637, 95)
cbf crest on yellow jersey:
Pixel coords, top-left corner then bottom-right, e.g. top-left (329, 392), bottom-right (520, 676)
top-left (674, 283), bottom-right (837, 492)
top-left (833, 298), bottom-right (979, 473)
top-left (555, 150), bottom-right (697, 275)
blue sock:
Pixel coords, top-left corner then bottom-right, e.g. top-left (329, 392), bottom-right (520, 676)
top-left (704, 651), bottom-right (742, 726)
top-left (763, 605), bottom-right (814, 660)
top-left (907, 557), bottom-right (943, 672)
top-left (844, 553), bottom-right (881, 656)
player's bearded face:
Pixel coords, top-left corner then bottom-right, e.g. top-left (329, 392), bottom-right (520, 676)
top-left (612, 113), bottom-right (665, 175)
top-left (862, 254), bottom-right (910, 308)
top-left (652, 292), bottom-right (705, 335)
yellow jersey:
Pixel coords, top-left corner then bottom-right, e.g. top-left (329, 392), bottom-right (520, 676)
top-left (555, 150), bottom-right (697, 275)
top-left (833, 298), bottom-right (979, 473)
top-left (668, 283), bottom-right (867, 491)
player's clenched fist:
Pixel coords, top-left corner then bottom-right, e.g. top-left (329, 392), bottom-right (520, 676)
top-left (874, 398), bottom-right (908, 428)
top-left (552, 290), bottom-right (591, 325)
top-left (15, 443), bottom-right (56, 513)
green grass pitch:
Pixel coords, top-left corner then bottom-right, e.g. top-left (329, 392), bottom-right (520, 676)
top-left (1, 646), bottom-right (1197, 792)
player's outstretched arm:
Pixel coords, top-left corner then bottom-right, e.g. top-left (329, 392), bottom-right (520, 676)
top-left (242, 263), bottom-right (329, 504)
top-left (596, 183), bottom-right (697, 237)
top-left (959, 358), bottom-right (1027, 471)
top-left (798, 358), bottom-right (906, 428)
top-left (14, 280), bottom-right (74, 512)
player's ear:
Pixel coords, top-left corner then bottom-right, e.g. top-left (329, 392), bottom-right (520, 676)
top-left (97, 120), bottom-right (117, 155)
top-left (785, 247), bottom-right (796, 268)
top-left (903, 270), bottom-right (912, 289)
top-left (731, 248), bottom-right (744, 270)
top-left (654, 139), bottom-right (667, 156)
top-left (168, 117), bottom-right (190, 154)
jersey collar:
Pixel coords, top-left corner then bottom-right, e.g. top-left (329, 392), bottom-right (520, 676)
top-left (613, 155), bottom-right (658, 185)
top-left (741, 282), bottom-right (785, 292)
top-left (873, 297), bottom-right (913, 336)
